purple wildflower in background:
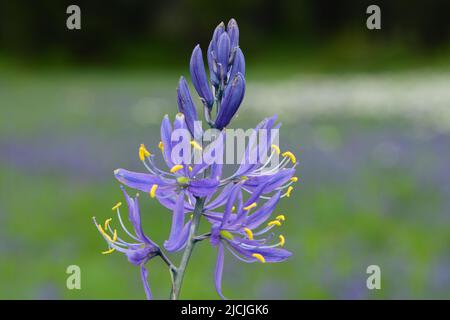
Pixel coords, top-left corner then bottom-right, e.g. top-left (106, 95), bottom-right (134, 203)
top-left (93, 18), bottom-right (298, 300)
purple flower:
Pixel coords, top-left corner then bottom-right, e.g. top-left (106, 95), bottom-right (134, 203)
top-left (190, 45), bottom-right (214, 109)
top-left (93, 186), bottom-right (159, 299)
top-left (207, 19), bottom-right (242, 87)
top-left (114, 114), bottom-right (219, 200)
top-left (177, 76), bottom-right (201, 137)
top-left (221, 115), bottom-right (299, 199)
top-left (214, 72), bottom-right (246, 130)
top-left (209, 184), bottom-right (292, 299)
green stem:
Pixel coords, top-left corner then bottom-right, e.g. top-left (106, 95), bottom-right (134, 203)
top-left (171, 196), bottom-right (206, 299)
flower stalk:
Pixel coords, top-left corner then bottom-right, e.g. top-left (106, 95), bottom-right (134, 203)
top-left (171, 197), bottom-right (206, 299)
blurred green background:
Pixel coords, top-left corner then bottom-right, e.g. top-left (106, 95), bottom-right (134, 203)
top-left (1, 0), bottom-right (449, 299)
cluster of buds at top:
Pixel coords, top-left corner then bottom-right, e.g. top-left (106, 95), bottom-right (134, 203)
top-left (179, 19), bottom-right (246, 132)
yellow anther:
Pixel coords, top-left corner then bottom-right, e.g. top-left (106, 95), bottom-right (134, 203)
top-left (244, 228), bottom-right (254, 240)
top-left (241, 176), bottom-right (248, 181)
top-left (104, 218), bottom-right (112, 230)
top-left (98, 225), bottom-right (113, 242)
top-left (232, 206), bottom-right (236, 212)
top-left (279, 235), bottom-right (285, 247)
top-left (170, 164), bottom-right (184, 173)
top-left (252, 253), bottom-right (266, 263)
top-left (112, 229), bottom-right (117, 242)
top-left (158, 141), bottom-right (164, 151)
top-left (150, 184), bottom-right (158, 198)
top-left (190, 214), bottom-right (193, 220)
top-left (271, 144), bottom-right (281, 155)
top-left (112, 202), bottom-right (122, 211)
top-left (290, 176), bottom-right (298, 182)
top-left (139, 144), bottom-right (151, 161)
top-left (102, 247), bottom-right (116, 255)
top-left (243, 202), bottom-right (257, 211)
top-left (282, 151), bottom-right (297, 164)
top-left (190, 140), bottom-right (203, 151)
top-left (220, 230), bottom-right (234, 240)
top-left (286, 186), bottom-right (294, 198)
top-left (276, 215), bottom-right (286, 221)
top-left (188, 166), bottom-right (193, 172)
top-left (268, 220), bottom-right (282, 227)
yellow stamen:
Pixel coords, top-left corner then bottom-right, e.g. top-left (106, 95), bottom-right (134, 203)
top-left (286, 186), bottom-right (293, 198)
top-left (243, 202), bottom-right (257, 211)
top-left (276, 215), bottom-right (285, 221)
top-left (190, 214), bottom-right (193, 220)
top-left (268, 220), bottom-right (282, 227)
top-left (241, 176), bottom-right (248, 181)
top-left (112, 229), bottom-right (117, 242)
top-left (290, 176), bottom-right (298, 182)
top-left (244, 228), bottom-right (253, 240)
top-left (139, 144), bottom-right (151, 161)
top-left (102, 247), bottom-right (115, 255)
top-left (279, 235), bottom-right (285, 247)
top-left (98, 225), bottom-right (113, 242)
top-left (158, 141), bottom-right (164, 151)
top-left (220, 230), bottom-right (234, 240)
top-left (170, 164), bottom-right (184, 173)
top-left (188, 166), bottom-right (193, 172)
top-left (282, 151), bottom-right (297, 164)
top-left (271, 144), bottom-right (281, 155)
top-left (190, 140), bottom-right (203, 151)
top-left (112, 202), bottom-right (122, 211)
top-left (231, 206), bottom-right (236, 212)
top-left (252, 253), bottom-right (266, 263)
top-left (150, 184), bottom-right (158, 198)
top-left (104, 218), bottom-right (112, 230)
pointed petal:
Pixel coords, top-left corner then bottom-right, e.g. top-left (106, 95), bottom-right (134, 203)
top-left (215, 73), bottom-right (246, 130)
top-left (217, 33), bottom-right (231, 79)
top-left (220, 183), bottom-right (241, 228)
top-left (229, 47), bottom-right (245, 80)
top-left (214, 242), bottom-right (227, 299)
top-left (245, 191), bottom-right (281, 229)
top-left (227, 18), bottom-right (239, 49)
top-left (120, 186), bottom-right (155, 245)
top-left (207, 40), bottom-right (219, 87)
top-left (114, 169), bottom-right (171, 193)
top-left (190, 45), bottom-right (214, 108)
top-left (140, 265), bottom-right (152, 300)
top-left (161, 115), bottom-right (174, 167)
top-left (245, 168), bottom-right (295, 194)
top-left (164, 192), bottom-right (188, 252)
top-left (177, 77), bottom-right (199, 137)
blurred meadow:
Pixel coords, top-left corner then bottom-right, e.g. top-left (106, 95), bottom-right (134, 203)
top-left (1, 0), bottom-right (450, 299)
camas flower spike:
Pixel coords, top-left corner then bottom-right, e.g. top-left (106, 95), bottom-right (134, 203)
top-left (94, 18), bottom-right (298, 300)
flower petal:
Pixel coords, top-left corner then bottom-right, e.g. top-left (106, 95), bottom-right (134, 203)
top-left (177, 77), bottom-right (199, 137)
top-left (140, 264), bottom-right (152, 300)
top-left (227, 18), bottom-right (239, 50)
top-left (161, 115), bottom-right (174, 168)
top-left (245, 191), bottom-right (281, 229)
top-left (214, 242), bottom-right (227, 299)
top-left (215, 73), bottom-right (246, 130)
top-left (190, 45), bottom-right (214, 108)
top-left (164, 192), bottom-right (188, 252)
top-left (188, 178), bottom-right (219, 197)
top-left (114, 169), bottom-right (172, 193)
top-left (229, 47), bottom-right (245, 81)
top-left (217, 33), bottom-right (230, 78)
